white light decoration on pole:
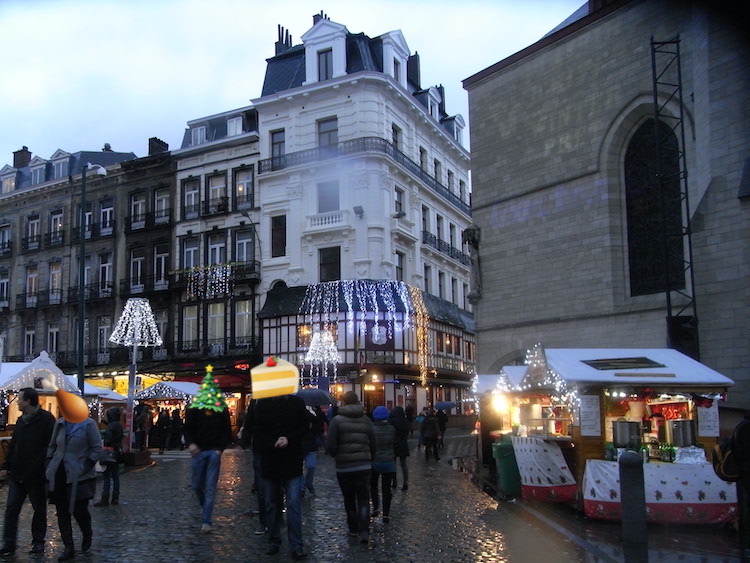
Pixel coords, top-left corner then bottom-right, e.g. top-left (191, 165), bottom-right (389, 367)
top-left (109, 298), bottom-right (162, 452)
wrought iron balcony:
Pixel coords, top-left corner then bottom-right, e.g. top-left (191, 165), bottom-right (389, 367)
top-left (174, 337), bottom-right (261, 359)
top-left (71, 220), bottom-right (116, 242)
top-left (21, 235), bottom-right (41, 251)
top-left (124, 210), bottom-right (172, 233)
top-left (203, 196), bottom-right (229, 217)
top-left (67, 281), bottom-right (114, 302)
top-left (15, 292), bottom-right (38, 309)
top-left (259, 136), bottom-right (471, 216)
top-left (43, 231), bottom-right (65, 247)
top-left (235, 193), bottom-right (255, 210)
top-left (0, 240), bottom-right (11, 257)
top-left (37, 288), bottom-right (64, 307)
top-left (422, 231), bottom-right (471, 266)
top-left (119, 275), bottom-right (172, 297)
top-left (183, 204), bottom-right (200, 220)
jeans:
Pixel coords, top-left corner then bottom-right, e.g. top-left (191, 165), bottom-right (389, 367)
top-left (101, 462), bottom-right (120, 496)
top-left (397, 455), bottom-right (409, 486)
top-left (300, 451), bottom-right (317, 494)
top-left (336, 470), bottom-right (370, 535)
top-left (55, 499), bottom-right (91, 549)
top-left (191, 450), bottom-right (222, 525)
top-left (2, 478), bottom-right (48, 546)
top-left (370, 470), bottom-right (395, 516)
top-left (265, 474), bottom-right (303, 552)
top-left (253, 452), bottom-right (267, 527)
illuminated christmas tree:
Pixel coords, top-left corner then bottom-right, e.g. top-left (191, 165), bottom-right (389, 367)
top-left (190, 365), bottom-right (228, 412)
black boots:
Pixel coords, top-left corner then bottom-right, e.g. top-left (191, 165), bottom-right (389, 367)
top-left (58, 546), bottom-right (75, 561)
top-left (94, 492), bottom-right (109, 507)
top-left (111, 492), bottom-right (119, 505)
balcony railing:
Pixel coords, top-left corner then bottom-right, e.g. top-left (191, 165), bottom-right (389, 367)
top-left (173, 260), bottom-right (261, 296)
top-left (119, 275), bottom-right (172, 296)
top-left (67, 281), bottom-right (114, 303)
top-left (124, 210), bottom-right (172, 233)
top-left (203, 196), bottom-right (229, 217)
top-left (235, 193), bottom-right (254, 210)
top-left (175, 337), bottom-right (261, 359)
top-left (15, 292), bottom-right (38, 309)
top-left (71, 220), bottom-right (115, 242)
top-left (183, 204), bottom-right (200, 220)
top-left (0, 240), bottom-right (11, 256)
top-left (44, 231), bottom-right (65, 247)
top-left (21, 235), bottom-right (41, 251)
top-left (259, 136), bottom-right (471, 216)
top-left (422, 231), bottom-right (471, 266)
top-left (37, 288), bottom-right (64, 307)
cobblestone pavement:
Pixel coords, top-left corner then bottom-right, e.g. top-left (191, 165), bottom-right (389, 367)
top-left (0, 431), bottom-right (743, 562)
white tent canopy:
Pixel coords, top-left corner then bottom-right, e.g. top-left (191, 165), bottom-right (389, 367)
top-left (135, 381), bottom-right (200, 400)
top-left (0, 351), bottom-right (79, 394)
top-left (540, 348), bottom-right (734, 388)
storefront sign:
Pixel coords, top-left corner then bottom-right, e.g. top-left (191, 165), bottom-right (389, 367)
top-left (579, 395), bottom-right (602, 437)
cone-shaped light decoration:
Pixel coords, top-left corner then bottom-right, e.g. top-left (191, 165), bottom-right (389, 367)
top-left (109, 298), bottom-right (163, 347)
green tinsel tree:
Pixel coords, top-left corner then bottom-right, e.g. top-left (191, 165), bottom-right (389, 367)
top-left (190, 365), bottom-right (228, 412)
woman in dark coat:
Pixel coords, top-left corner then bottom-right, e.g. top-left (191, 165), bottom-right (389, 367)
top-left (420, 409), bottom-right (441, 461)
top-left (94, 407), bottom-right (123, 507)
top-left (389, 406), bottom-right (410, 490)
top-left (45, 416), bottom-right (102, 561)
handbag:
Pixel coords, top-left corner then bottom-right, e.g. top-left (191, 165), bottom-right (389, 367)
top-left (100, 446), bottom-right (118, 464)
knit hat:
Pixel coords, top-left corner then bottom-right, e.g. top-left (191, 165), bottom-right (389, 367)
top-left (343, 391), bottom-right (359, 404)
top-left (372, 406), bottom-right (389, 420)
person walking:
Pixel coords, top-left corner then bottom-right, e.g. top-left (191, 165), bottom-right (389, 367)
top-left (415, 407), bottom-right (428, 450)
top-left (45, 414), bottom-right (102, 561)
top-left (370, 406), bottom-right (396, 523)
top-left (421, 409), bottom-right (441, 461)
top-left (436, 408), bottom-right (448, 449)
top-left (733, 413), bottom-right (750, 559)
top-left (254, 393), bottom-right (309, 560)
top-left (0, 388), bottom-right (56, 557)
top-left (94, 407), bottom-right (123, 507)
top-left (239, 399), bottom-right (268, 535)
top-left (300, 405), bottom-right (326, 498)
top-left (168, 409), bottom-right (184, 450)
top-left (183, 393), bottom-right (233, 534)
top-left (326, 391), bottom-right (375, 544)
top-left (156, 409), bottom-right (170, 454)
top-left (388, 406), bottom-right (410, 490)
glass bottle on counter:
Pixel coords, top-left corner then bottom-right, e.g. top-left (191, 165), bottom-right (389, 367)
top-left (640, 444), bottom-right (650, 463)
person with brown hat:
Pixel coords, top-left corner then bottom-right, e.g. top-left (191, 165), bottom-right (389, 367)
top-left (326, 391), bottom-right (375, 543)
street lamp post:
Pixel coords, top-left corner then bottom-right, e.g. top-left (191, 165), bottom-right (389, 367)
top-left (78, 163), bottom-right (107, 395)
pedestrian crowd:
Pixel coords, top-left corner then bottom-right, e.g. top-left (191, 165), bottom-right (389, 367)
top-left (0, 384), bottom-right (458, 562)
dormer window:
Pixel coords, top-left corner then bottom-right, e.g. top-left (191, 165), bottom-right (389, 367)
top-left (191, 126), bottom-right (206, 146)
top-left (227, 117), bottom-right (242, 137)
top-left (318, 49), bottom-right (333, 81)
top-left (393, 58), bottom-right (401, 83)
top-left (53, 160), bottom-right (68, 179)
top-left (31, 167), bottom-right (45, 185)
top-left (1, 175), bottom-right (15, 194)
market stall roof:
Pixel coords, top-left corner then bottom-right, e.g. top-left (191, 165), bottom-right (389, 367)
top-left (541, 348), bottom-right (734, 387)
top-left (0, 351), bottom-right (79, 394)
top-left (135, 381), bottom-right (200, 400)
top-left (63, 376), bottom-right (126, 399)
top-left (474, 366), bottom-right (528, 394)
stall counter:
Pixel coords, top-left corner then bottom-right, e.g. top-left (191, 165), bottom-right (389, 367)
top-left (583, 459), bottom-right (737, 524)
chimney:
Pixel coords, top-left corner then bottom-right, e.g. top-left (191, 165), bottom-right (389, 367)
top-left (407, 52), bottom-right (421, 90)
top-left (275, 25), bottom-right (293, 55)
top-left (148, 137), bottom-right (169, 156)
top-left (102, 143), bottom-right (113, 152)
top-left (437, 84), bottom-right (446, 116)
top-left (313, 11), bottom-right (328, 25)
top-left (13, 146), bottom-right (31, 168)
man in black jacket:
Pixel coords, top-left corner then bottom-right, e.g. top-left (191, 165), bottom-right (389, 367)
top-left (0, 388), bottom-right (56, 556)
top-left (254, 394), bottom-right (309, 560)
top-left (734, 413), bottom-right (750, 558)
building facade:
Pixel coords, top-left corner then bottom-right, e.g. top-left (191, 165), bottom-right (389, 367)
top-left (464, 0), bottom-right (749, 410)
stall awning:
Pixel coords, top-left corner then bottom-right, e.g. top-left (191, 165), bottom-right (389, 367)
top-left (0, 351), bottom-right (79, 394)
top-left (135, 381), bottom-right (200, 400)
top-left (542, 349), bottom-right (734, 388)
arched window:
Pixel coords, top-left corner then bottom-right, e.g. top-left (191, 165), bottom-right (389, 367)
top-left (624, 119), bottom-right (684, 296)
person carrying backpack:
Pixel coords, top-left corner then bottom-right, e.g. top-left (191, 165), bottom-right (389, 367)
top-left (734, 413), bottom-right (750, 558)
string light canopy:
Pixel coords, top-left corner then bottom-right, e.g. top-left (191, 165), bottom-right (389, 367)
top-left (298, 280), bottom-right (430, 386)
top-left (109, 298), bottom-right (163, 347)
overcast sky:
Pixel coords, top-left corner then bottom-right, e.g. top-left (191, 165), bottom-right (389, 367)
top-left (0, 0), bottom-right (583, 165)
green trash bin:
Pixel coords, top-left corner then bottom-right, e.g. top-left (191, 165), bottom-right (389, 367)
top-left (492, 440), bottom-right (521, 498)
